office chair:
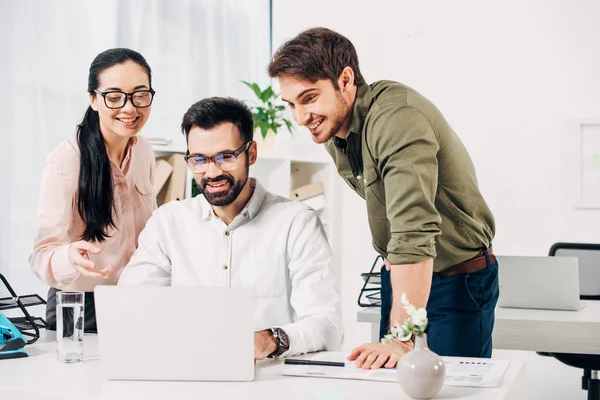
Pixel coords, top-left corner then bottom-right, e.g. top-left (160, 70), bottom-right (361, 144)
top-left (548, 242), bottom-right (600, 400)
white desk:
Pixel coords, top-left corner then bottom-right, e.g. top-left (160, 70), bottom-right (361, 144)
top-left (0, 334), bottom-right (524, 400)
top-left (357, 300), bottom-right (600, 355)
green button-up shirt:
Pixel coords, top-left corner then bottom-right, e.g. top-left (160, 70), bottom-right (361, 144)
top-left (325, 81), bottom-right (495, 272)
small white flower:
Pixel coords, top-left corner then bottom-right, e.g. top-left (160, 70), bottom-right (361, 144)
top-left (400, 292), bottom-right (410, 307)
top-left (405, 304), bottom-right (417, 316)
top-left (396, 328), bottom-right (413, 342)
top-left (411, 308), bottom-right (428, 327)
top-left (386, 293), bottom-right (429, 342)
top-left (381, 334), bottom-right (394, 344)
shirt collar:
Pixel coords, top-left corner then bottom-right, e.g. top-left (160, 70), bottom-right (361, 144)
top-left (199, 178), bottom-right (266, 222)
top-left (348, 83), bottom-right (373, 136)
top-left (243, 178), bottom-right (265, 219)
top-left (120, 136), bottom-right (138, 170)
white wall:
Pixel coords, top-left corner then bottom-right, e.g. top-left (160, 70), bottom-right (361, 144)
top-left (272, 0), bottom-right (600, 349)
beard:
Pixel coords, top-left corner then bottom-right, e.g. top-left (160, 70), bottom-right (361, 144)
top-left (328, 109), bottom-right (347, 138)
top-left (197, 172), bottom-right (248, 207)
top-left (312, 94), bottom-right (351, 144)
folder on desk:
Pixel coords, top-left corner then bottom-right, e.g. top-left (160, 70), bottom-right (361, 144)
top-left (281, 357), bottom-right (511, 388)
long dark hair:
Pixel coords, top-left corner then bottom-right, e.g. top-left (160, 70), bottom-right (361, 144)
top-left (77, 48), bottom-right (152, 242)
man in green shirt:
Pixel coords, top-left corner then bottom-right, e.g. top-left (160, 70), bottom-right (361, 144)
top-left (268, 27), bottom-right (498, 370)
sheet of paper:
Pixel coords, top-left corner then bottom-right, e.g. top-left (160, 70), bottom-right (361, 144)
top-left (282, 361), bottom-right (396, 383)
top-left (280, 356), bottom-right (510, 388)
top-left (443, 358), bottom-right (511, 387)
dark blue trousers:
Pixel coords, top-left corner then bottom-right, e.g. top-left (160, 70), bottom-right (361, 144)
top-left (379, 253), bottom-right (499, 357)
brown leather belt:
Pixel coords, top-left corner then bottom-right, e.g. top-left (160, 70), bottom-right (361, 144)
top-left (435, 247), bottom-right (496, 277)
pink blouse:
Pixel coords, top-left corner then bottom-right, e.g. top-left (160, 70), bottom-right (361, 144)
top-left (29, 135), bottom-right (157, 292)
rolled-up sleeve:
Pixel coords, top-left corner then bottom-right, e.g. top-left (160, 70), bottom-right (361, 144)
top-left (367, 106), bottom-right (441, 265)
top-left (279, 209), bottom-right (343, 357)
top-left (29, 161), bottom-right (80, 286)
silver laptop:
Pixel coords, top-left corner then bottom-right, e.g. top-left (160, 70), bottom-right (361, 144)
top-left (497, 255), bottom-right (582, 311)
top-left (94, 286), bottom-right (255, 381)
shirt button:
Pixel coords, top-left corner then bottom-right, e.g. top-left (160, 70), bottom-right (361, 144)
top-left (223, 265), bottom-right (228, 270)
top-left (243, 212), bottom-right (248, 217)
top-left (356, 175), bottom-right (362, 180)
top-left (225, 231), bottom-right (230, 236)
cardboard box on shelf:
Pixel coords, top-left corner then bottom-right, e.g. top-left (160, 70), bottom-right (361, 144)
top-left (154, 153), bottom-right (187, 206)
top-left (290, 182), bottom-right (323, 201)
top-left (290, 182), bottom-right (325, 211)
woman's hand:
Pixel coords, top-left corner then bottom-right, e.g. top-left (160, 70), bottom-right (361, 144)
top-left (67, 241), bottom-right (114, 279)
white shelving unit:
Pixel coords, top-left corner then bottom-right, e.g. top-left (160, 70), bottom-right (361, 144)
top-left (251, 157), bottom-right (332, 230)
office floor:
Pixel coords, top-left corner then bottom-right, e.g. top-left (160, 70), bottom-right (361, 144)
top-left (492, 349), bottom-right (586, 399)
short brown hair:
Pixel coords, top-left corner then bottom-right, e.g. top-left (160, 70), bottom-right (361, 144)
top-left (268, 27), bottom-right (365, 88)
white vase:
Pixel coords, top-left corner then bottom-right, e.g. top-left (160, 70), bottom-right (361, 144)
top-left (255, 129), bottom-right (276, 154)
top-left (396, 333), bottom-right (445, 399)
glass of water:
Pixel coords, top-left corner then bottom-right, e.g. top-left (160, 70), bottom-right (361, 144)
top-left (56, 291), bottom-right (84, 363)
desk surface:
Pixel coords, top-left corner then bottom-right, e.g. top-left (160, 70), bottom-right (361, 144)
top-left (357, 300), bottom-right (600, 354)
top-left (1, 333), bottom-right (523, 400)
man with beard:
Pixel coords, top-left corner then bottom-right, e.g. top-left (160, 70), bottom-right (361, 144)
top-left (118, 97), bottom-right (342, 360)
top-left (268, 27), bottom-right (497, 369)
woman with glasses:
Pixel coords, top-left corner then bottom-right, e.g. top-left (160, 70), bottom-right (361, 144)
top-left (30, 48), bottom-right (157, 332)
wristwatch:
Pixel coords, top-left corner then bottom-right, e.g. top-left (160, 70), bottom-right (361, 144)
top-left (269, 327), bottom-right (290, 358)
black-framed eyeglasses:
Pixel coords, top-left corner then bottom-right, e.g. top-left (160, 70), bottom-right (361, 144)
top-left (94, 89), bottom-right (156, 109)
top-left (184, 141), bottom-right (252, 173)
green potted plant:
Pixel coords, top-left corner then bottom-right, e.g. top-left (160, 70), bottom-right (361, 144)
top-left (242, 81), bottom-right (293, 151)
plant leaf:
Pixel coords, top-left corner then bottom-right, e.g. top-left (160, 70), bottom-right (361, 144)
top-left (260, 87), bottom-right (275, 103)
top-left (241, 80), bottom-right (262, 99)
top-left (273, 122), bottom-right (281, 130)
top-left (259, 120), bottom-right (269, 139)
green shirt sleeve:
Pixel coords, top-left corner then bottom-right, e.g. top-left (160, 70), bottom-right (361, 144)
top-left (366, 106), bottom-right (442, 265)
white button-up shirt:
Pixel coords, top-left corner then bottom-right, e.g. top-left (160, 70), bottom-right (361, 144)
top-left (119, 179), bottom-right (343, 356)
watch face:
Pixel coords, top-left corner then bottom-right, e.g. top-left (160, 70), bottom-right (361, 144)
top-left (271, 327), bottom-right (290, 356)
top-left (278, 328), bottom-right (290, 349)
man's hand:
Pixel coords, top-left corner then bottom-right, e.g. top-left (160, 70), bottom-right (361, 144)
top-left (347, 340), bottom-right (412, 370)
top-left (254, 329), bottom-right (277, 361)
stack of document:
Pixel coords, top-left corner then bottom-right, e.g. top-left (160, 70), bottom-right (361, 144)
top-left (281, 356), bottom-right (511, 388)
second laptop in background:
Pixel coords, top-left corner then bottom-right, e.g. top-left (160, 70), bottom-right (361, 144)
top-left (497, 255), bottom-right (581, 311)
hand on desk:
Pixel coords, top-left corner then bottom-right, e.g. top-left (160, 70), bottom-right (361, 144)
top-left (348, 340), bottom-right (412, 370)
top-left (254, 330), bottom-right (277, 361)
top-left (68, 241), bottom-right (115, 279)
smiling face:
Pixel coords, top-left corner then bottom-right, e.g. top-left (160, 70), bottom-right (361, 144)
top-left (187, 122), bottom-right (257, 207)
top-left (279, 67), bottom-right (357, 144)
top-left (89, 61), bottom-right (152, 141)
